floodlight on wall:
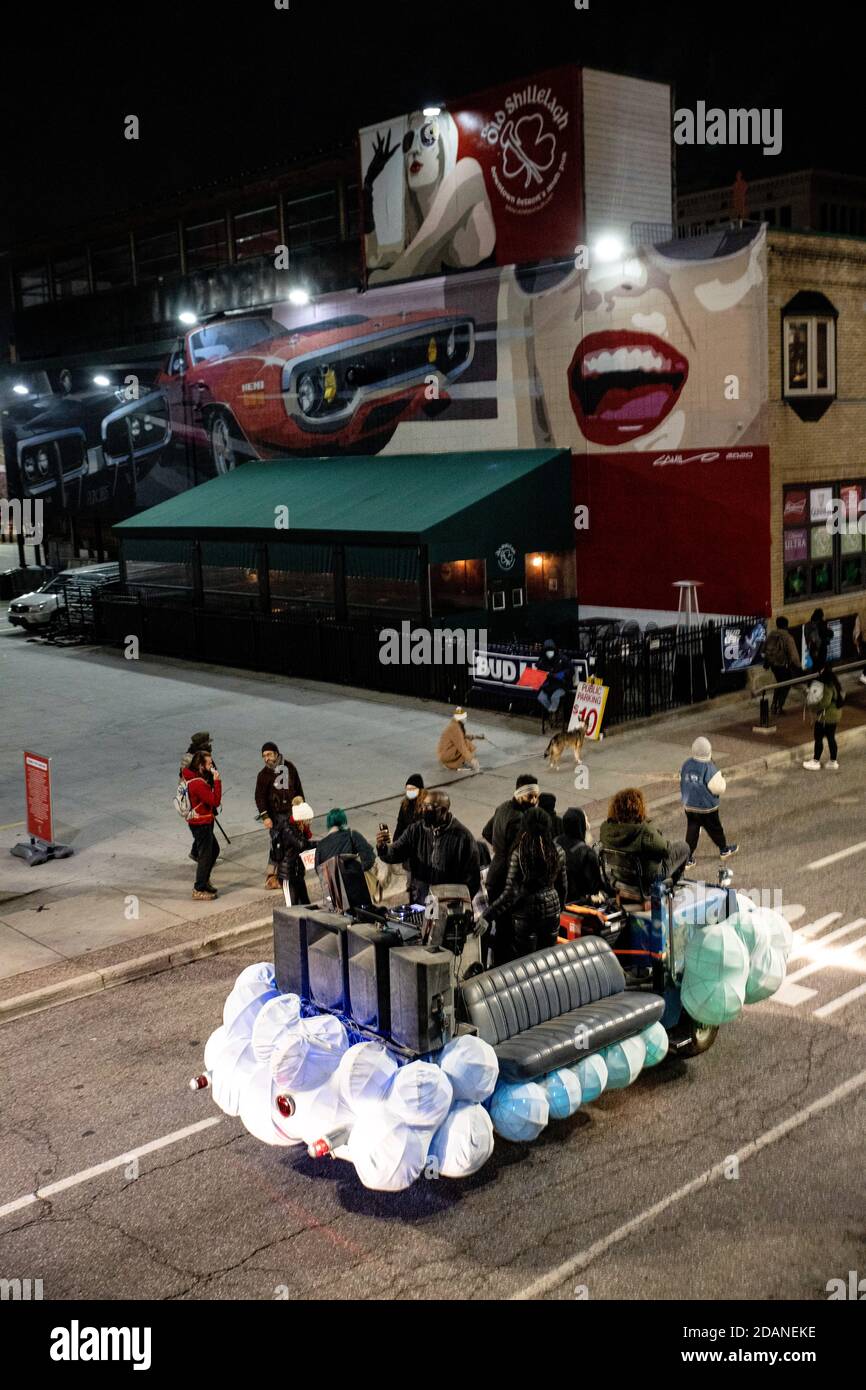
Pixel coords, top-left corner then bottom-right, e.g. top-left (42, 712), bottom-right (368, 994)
top-left (178, 311), bottom-right (198, 325)
top-left (12, 383), bottom-right (29, 395)
top-left (288, 288), bottom-right (311, 306)
top-left (93, 374), bottom-right (111, 387)
top-left (593, 235), bottom-right (625, 264)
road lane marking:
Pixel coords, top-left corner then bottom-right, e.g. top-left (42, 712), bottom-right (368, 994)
top-left (509, 1066), bottom-right (866, 1301)
top-left (806, 840), bottom-right (866, 870)
top-left (785, 928), bottom-right (866, 985)
top-left (0, 1116), bottom-right (222, 1222)
top-left (774, 982), bottom-right (818, 1007)
top-left (0, 820), bottom-right (25, 831)
top-left (814, 982), bottom-right (866, 1018)
top-left (792, 913), bottom-right (841, 941)
top-left (789, 917), bottom-right (866, 961)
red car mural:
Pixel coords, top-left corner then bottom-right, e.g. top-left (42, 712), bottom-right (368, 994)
top-left (158, 309), bottom-right (476, 473)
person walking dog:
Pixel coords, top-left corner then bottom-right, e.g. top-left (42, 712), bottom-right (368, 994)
top-left (680, 737), bottom-right (738, 866)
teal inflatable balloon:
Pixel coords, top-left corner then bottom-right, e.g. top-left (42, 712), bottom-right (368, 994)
top-left (488, 1080), bottom-right (549, 1142)
top-left (540, 1068), bottom-right (582, 1119)
top-left (573, 1053), bottom-right (608, 1103)
top-left (681, 920), bottom-right (750, 1026)
top-left (603, 1034), bottom-right (646, 1089)
top-left (640, 1020), bottom-right (669, 1067)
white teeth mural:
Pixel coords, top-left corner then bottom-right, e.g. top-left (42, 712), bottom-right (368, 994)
top-left (582, 346), bottom-right (673, 376)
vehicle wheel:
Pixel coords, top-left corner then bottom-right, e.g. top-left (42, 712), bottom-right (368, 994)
top-left (669, 1012), bottom-right (719, 1058)
top-left (208, 411), bottom-right (245, 475)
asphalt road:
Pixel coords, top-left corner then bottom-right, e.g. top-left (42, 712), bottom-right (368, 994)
top-left (1, 757), bottom-right (864, 1302)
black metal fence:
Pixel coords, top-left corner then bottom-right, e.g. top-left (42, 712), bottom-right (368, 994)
top-left (87, 589), bottom-right (760, 728)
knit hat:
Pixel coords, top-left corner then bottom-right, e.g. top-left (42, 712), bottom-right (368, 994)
top-left (326, 808), bottom-right (347, 829)
top-left (454, 708), bottom-right (468, 722)
top-left (406, 774), bottom-right (424, 790)
top-left (292, 802), bottom-right (314, 821)
top-left (188, 731), bottom-right (212, 752)
top-left (516, 773), bottom-right (537, 789)
top-left (691, 736), bottom-right (712, 761)
top-left (261, 740), bottom-right (279, 754)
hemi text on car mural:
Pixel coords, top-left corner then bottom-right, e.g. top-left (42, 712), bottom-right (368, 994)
top-left (158, 309), bottom-right (476, 473)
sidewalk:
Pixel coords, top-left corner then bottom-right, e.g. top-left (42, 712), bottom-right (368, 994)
top-left (1, 621), bottom-right (864, 1010)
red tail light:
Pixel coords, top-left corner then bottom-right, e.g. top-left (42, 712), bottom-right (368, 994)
top-left (189, 1073), bottom-right (211, 1091)
top-left (276, 1093), bottom-right (295, 1118)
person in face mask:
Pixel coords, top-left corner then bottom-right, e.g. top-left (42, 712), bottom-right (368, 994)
top-left (535, 639), bottom-right (571, 728)
top-left (377, 789), bottom-right (480, 901)
top-left (555, 807), bottom-right (603, 903)
top-left (395, 774), bottom-right (425, 840)
top-left (437, 707), bottom-right (481, 773)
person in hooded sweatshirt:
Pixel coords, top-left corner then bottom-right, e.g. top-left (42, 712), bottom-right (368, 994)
top-left (680, 737), bottom-right (738, 865)
top-left (481, 774), bottom-right (547, 964)
top-left (555, 807), bottom-right (602, 902)
top-left (437, 708), bottom-right (480, 772)
top-left (600, 788), bottom-right (690, 891)
top-left (314, 808), bottom-right (375, 871)
top-left (535, 638), bottom-right (571, 723)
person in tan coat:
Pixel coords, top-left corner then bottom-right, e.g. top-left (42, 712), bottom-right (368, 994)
top-left (437, 708), bottom-right (480, 773)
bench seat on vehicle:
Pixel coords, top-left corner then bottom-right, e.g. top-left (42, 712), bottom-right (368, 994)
top-left (459, 936), bottom-right (665, 1083)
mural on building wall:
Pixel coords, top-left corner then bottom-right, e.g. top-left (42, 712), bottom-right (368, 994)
top-left (5, 223), bottom-right (769, 613)
top-left (359, 68), bottom-right (583, 285)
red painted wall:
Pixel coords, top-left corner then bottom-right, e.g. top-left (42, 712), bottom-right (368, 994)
top-left (573, 446), bottom-right (772, 616)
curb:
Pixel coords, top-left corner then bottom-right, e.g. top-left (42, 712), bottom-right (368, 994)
top-left (0, 917), bottom-right (273, 1028)
top-left (642, 718), bottom-right (866, 815)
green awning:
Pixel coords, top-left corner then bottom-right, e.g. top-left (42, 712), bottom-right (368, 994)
top-left (114, 450), bottom-right (574, 564)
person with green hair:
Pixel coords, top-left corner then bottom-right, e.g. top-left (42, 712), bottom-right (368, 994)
top-left (314, 808), bottom-right (375, 872)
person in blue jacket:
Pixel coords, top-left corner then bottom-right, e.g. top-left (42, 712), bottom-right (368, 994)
top-left (680, 737), bottom-right (738, 867)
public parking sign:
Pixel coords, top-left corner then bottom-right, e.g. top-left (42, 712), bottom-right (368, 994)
top-left (568, 680), bottom-right (609, 740)
top-left (24, 751), bottom-right (53, 843)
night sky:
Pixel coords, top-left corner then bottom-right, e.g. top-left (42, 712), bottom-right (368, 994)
top-left (0, 0), bottom-right (858, 245)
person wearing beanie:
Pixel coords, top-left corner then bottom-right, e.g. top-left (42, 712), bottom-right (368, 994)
top-left (395, 774), bottom-right (426, 839)
top-left (179, 732), bottom-right (215, 864)
top-left (271, 797), bottom-right (316, 905)
top-left (480, 774), bottom-right (549, 964)
top-left (314, 807), bottom-right (375, 873)
top-left (538, 792), bottom-right (563, 838)
top-left (680, 737), bottom-right (737, 865)
top-left (255, 740), bottom-right (305, 890)
top-left (555, 807), bottom-right (602, 903)
top-left (436, 708), bottom-right (481, 773)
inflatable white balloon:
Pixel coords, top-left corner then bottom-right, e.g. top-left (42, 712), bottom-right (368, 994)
top-left (429, 1102), bottom-right (494, 1177)
top-left (438, 1035), bottom-right (499, 1102)
top-left (385, 1061), bottom-right (453, 1129)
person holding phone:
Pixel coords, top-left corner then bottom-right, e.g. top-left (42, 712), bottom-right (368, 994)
top-left (183, 750), bottom-right (222, 900)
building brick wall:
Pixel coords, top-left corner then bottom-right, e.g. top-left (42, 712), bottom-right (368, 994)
top-left (768, 230), bottom-right (866, 629)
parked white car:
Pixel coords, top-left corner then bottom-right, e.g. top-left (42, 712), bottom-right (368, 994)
top-left (7, 563), bottom-right (119, 630)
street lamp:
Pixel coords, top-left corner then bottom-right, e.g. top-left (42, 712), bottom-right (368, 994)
top-left (12, 383), bottom-right (29, 395)
top-left (93, 374), bottom-right (111, 387)
top-left (594, 234), bottom-right (625, 264)
top-left (288, 287), bottom-right (310, 306)
top-left (178, 311), bottom-right (198, 325)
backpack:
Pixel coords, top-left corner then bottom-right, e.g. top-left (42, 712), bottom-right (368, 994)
top-left (764, 631), bottom-right (787, 666)
top-left (174, 778), bottom-right (195, 821)
top-left (805, 680), bottom-right (824, 708)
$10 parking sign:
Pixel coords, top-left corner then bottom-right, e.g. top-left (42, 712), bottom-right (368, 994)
top-left (568, 680), bottom-right (609, 740)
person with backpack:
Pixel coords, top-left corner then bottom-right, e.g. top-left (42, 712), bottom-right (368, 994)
top-left (179, 732), bottom-right (214, 862)
top-left (314, 809), bottom-right (376, 872)
top-left (479, 808), bottom-right (568, 959)
top-left (680, 737), bottom-right (738, 865)
top-left (182, 749), bottom-right (222, 900)
top-left (803, 665), bottom-right (844, 770)
top-left (805, 608), bottom-right (833, 671)
top-left (764, 616), bottom-right (801, 715)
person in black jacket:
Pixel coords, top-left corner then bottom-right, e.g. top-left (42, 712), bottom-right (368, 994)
top-left (314, 808), bottom-right (375, 871)
top-left (394, 774), bottom-right (425, 840)
top-left (482, 774), bottom-right (546, 964)
top-left (805, 609), bottom-right (833, 671)
top-left (273, 800), bottom-right (316, 905)
top-left (555, 807), bottom-right (602, 903)
top-left (538, 792), bottom-right (563, 838)
top-left (255, 742), bottom-right (305, 890)
top-left (482, 809), bottom-right (568, 959)
top-left (377, 790), bottom-right (480, 901)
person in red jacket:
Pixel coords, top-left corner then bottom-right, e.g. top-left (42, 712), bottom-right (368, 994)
top-left (183, 750), bottom-right (222, 900)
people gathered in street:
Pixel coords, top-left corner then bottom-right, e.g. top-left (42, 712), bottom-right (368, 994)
top-left (481, 775), bottom-right (547, 964)
top-left (600, 788), bottom-right (690, 892)
top-left (377, 789), bottom-right (480, 901)
top-left (315, 809), bottom-right (375, 872)
top-left (273, 798), bottom-right (316, 905)
top-left (394, 774), bottom-right (425, 838)
top-left (555, 807), bottom-right (602, 903)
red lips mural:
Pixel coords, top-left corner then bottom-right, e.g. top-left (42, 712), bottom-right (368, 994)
top-left (568, 330), bottom-right (689, 447)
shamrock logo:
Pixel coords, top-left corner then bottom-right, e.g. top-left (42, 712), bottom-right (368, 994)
top-left (500, 114), bottom-right (557, 190)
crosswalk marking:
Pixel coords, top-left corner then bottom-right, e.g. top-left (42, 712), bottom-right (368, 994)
top-left (788, 918), bottom-right (866, 966)
top-left (785, 926), bottom-right (866, 985)
top-left (813, 982), bottom-right (866, 1019)
top-left (806, 840), bottom-right (866, 870)
top-left (791, 912), bottom-right (841, 941)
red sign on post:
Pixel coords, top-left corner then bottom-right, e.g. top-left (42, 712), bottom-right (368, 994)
top-left (24, 751), bottom-right (53, 844)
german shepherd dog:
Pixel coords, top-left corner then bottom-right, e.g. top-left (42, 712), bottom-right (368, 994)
top-left (544, 724), bottom-right (586, 770)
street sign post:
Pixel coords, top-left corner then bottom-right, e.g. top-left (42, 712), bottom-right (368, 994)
top-left (9, 751), bottom-right (74, 866)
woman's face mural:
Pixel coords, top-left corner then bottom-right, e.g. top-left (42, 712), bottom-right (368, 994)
top-left (404, 115), bottom-right (442, 191)
top-left (521, 228), bottom-right (767, 453)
